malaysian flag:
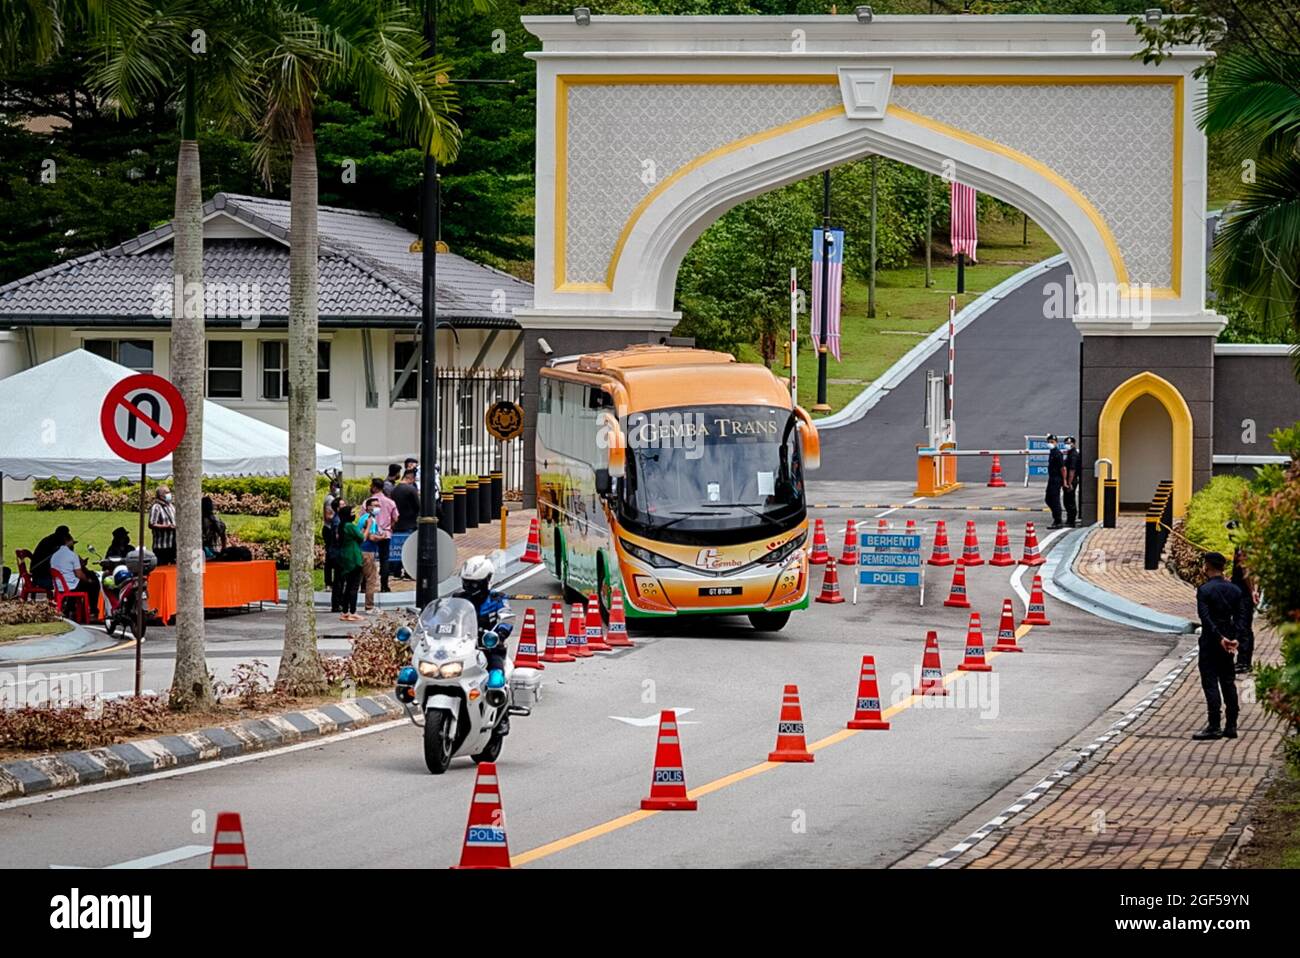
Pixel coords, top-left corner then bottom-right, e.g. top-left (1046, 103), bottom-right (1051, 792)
top-left (950, 181), bottom-right (978, 262)
top-left (810, 227), bottom-right (844, 361)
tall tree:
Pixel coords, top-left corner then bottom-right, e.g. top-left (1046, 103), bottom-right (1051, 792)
top-left (90, 0), bottom-right (258, 709)
top-left (248, 0), bottom-right (461, 693)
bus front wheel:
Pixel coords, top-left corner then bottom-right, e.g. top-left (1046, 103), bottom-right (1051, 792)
top-left (748, 611), bottom-right (790, 633)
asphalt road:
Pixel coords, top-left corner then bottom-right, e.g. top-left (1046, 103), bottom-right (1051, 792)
top-left (0, 483), bottom-right (1179, 870)
top-left (819, 263), bottom-right (1080, 481)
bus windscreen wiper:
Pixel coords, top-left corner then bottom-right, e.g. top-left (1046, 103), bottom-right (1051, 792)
top-left (650, 510), bottom-right (714, 531)
top-left (699, 502), bottom-right (781, 527)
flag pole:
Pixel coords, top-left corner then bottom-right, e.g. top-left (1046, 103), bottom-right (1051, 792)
top-left (789, 267), bottom-right (798, 404)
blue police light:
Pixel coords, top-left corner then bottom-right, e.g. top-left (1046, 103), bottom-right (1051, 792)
top-left (397, 666), bottom-right (417, 684)
top-left (481, 629), bottom-right (500, 649)
top-left (396, 627), bottom-right (412, 644)
top-left (487, 669), bottom-right (506, 690)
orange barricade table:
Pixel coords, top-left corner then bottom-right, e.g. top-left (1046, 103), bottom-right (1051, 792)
top-left (148, 560), bottom-right (280, 624)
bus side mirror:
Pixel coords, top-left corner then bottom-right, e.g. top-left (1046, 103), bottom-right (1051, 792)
top-left (793, 406), bottom-right (821, 471)
top-left (599, 412), bottom-right (627, 478)
top-left (595, 469), bottom-right (612, 497)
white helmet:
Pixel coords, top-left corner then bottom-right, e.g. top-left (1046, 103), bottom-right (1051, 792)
top-left (461, 554), bottom-right (495, 589)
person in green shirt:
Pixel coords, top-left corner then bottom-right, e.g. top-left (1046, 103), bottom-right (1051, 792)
top-left (333, 503), bottom-right (366, 621)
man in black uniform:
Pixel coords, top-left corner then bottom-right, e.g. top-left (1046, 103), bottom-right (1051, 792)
top-left (1044, 434), bottom-right (1065, 529)
top-left (1193, 551), bottom-right (1243, 740)
top-left (1062, 436), bottom-right (1082, 527)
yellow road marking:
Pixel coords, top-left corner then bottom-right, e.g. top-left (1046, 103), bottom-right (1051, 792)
top-left (510, 620), bottom-right (1040, 866)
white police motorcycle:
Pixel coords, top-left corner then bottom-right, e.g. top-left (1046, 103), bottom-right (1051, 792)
top-left (395, 597), bottom-right (541, 774)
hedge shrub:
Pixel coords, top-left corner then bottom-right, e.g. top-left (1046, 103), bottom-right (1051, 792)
top-left (1168, 475), bottom-right (1251, 583)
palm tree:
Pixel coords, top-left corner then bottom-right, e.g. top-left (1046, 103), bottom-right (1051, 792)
top-left (1200, 49), bottom-right (1300, 376)
top-left (247, 0), bottom-right (461, 693)
top-left (89, 0), bottom-right (258, 709)
top-left (0, 0), bottom-right (63, 70)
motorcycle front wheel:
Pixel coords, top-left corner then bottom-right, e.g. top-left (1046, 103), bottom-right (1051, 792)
top-left (104, 613), bottom-right (118, 638)
top-left (471, 729), bottom-right (504, 765)
top-left (423, 711), bottom-right (454, 774)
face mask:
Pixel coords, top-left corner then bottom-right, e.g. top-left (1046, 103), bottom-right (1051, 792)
top-left (371, 506), bottom-right (380, 516)
top-left (165, 493), bottom-right (173, 502)
top-left (1047, 443), bottom-right (1056, 450)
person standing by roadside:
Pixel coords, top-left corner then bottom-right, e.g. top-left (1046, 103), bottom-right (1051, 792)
top-left (322, 498), bottom-right (341, 606)
top-left (370, 477), bottom-right (398, 593)
top-left (382, 463), bottom-right (402, 498)
top-left (149, 485), bottom-right (177, 565)
top-left (358, 496), bottom-right (382, 614)
top-left (1062, 436), bottom-right (1082, 528)
top-left (1231, 544), bottom-right (1257, 674)
top-left (392, 468), bottom-right (420, 534)
top-left (1045, 434), bottom-right (1065, 529)
top-left (334, 504), bottom-right (365, 621)
top-left (1193, 551), bottom-right (1243, 741)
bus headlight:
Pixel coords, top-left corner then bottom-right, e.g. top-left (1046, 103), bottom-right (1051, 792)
top-left (619, 538), bottom-right (678, 569)
top-left (764, 533), bottom-right (807, 566)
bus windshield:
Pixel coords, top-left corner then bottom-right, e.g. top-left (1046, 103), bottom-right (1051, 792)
top-left (619, 404), bottom-right (804, 543)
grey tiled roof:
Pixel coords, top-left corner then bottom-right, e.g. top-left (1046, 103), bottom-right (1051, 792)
top-left (0, 192), bottom-right (532, 326)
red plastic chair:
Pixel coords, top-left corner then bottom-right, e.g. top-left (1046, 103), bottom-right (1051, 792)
top-left (50, 568), bottom-right (90, 624)
top-left (15, 550), bottom-right (52, 604)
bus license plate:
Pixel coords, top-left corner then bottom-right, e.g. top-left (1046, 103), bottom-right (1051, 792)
top-left (698, 586), bottom-right (742, 597)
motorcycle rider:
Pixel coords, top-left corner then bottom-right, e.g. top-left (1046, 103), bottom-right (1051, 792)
top-left (453, 554), bottom-right (512, 735)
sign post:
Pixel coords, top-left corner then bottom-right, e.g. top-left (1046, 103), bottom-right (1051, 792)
top-left (853, 531), bottom-right (924, 606)
top-left (100, 374), bottom-right (186, 697)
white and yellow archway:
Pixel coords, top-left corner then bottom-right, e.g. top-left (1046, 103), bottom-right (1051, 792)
top-left (1096, 371), bottom-right (1194, 517)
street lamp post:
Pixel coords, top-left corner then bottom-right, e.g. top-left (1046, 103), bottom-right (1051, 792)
top-left (416, 0), bottom-right (441, 609)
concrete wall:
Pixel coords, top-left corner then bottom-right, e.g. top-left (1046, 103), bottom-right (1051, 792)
top-left (0, 325), bottom-right (522, 481)
top-left (1080, 335), bottom-right (1215, 521)
top-left (1212, 346), bottom-right (1300, 459)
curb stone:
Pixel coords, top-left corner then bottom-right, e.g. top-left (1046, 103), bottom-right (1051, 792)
top-left (0, 693), bottom-right (403, 801)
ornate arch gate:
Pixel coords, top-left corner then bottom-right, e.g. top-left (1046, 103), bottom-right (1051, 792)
top-left (515, 15), bottom-right (1220, 518)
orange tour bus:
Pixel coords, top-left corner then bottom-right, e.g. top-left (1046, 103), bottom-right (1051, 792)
top-left (535, 344), bottom-right (820, 632)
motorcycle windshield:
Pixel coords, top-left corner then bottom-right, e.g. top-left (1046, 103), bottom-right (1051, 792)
top-left (417, 597), bottom-right (478, 641)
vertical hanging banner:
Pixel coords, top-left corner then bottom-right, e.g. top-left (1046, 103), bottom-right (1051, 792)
top-left (950, 182), bottom-right (978, 262)
top-left (810, 227), bottom-right (844, 361)
top-left (788, 267), bottom-right (798, 403)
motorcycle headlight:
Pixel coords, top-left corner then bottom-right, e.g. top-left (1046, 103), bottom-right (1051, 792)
top-left (620, 538), bottom-right (678, 569)
top-left (439, 661), bottom-right (463, 678)
top-left (417, 660), bottom-right (440, 677)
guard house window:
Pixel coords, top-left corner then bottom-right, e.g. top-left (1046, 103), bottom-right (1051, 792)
top-left (393, 340), bottom-right (418, 401)
top-left (84, 339), bottom-right (153, 372)
top-left (261, 341), bottom-right (331, 401)
top-left (206, 341), bottom-right (242, 398)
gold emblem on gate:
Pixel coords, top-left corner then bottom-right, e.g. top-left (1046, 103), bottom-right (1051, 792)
top-left (485, 400), bottom-right (524, 441)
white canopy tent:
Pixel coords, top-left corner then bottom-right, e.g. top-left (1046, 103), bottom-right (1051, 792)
top-left (0, 349), bottom-right (343, 479)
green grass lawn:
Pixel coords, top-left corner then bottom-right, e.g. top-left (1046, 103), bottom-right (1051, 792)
top-left (0, 620), bottom-right (72, 643)
top-left (740, 214), bottom-right (1060, 415)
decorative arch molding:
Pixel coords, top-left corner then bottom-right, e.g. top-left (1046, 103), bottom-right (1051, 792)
top-left (1096, 370), bottom-right (1194, 517)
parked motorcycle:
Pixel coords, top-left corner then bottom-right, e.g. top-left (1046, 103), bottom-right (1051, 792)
top-left (88, 545), bottom-right (157, 641)
top-left (395, 597), bottom-right (541, 774)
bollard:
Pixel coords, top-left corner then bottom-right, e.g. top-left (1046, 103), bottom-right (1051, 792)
top-left (478, 475), bottom-right (493, 525)
top-left (490, 472), bottom-right (503, 516)
top-left (463, 480), bottom-right (479, 530)
top-left (453, 485), bottom-right (468, 534)
top-left (1102, 478), bottom-right (1118, 528)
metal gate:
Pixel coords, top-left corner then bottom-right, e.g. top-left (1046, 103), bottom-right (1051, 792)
top-left (436, 368), bottom-right (525, 496)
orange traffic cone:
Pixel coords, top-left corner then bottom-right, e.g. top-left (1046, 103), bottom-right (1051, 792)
top-left (520, 517), bottom-right (542, 564)
top-left (877, 517), bottom-right (891, 534)
top-left (513, 607), bottom-right (543, 669)
top-left (989, 519), bottom-right (1015, 567)
top-left (566, 601), bottom-right (592, 657)
top-left (905, 519), bottom-right (917, 536)
top-left (539, 602), bottom-right (574, 663)
top-left (452, 762), bottom-right (511, 869)
top-left (605, 586), bottom-right (633, 647)
top-left (846, 655), bottom-right (890, 730)
top-left (640, 710), bottom-right (697, 810)
top-left (816, 556), bottom-right (845, 604)
top-left (959, 520), bottom-right (984, 566)
top-left (987, 454), bottom-right (1007, 487)
top-left (913, 630), bottom-right (949, 696)
top-left (809, 519), bottom-right (830, 565)
top-left (1022, 574), bottom-right (1051, 626)
top-left (585, 594), bottom-right (612, 652)
top-left (210, 812), bottom-right (249, 869)
top-left (993, 598), bottom-right (1022, 652)
top-left (957, 612), bottom-right (992, 672)
top-left (943, 563), bottom-right (971, 608)
top-left (839, 519), bottom-right (859, 566)
top-left (768, 684), bottom-right (815, 762)
top-left (928, 519), bottom-right (954, 566)
top-left (1020, 521), bottom-right (1045, 566)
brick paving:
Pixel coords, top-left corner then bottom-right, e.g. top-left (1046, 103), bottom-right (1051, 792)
top-left (961, 518), bottom-right (1282, 869)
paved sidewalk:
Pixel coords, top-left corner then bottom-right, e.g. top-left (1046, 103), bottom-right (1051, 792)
top-left (955, 520), bottom-right (1283, 869)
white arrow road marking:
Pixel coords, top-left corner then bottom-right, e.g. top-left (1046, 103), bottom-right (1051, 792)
top-left (609, 707), bottom-right (696, 727)
top-left (51, 844), bottom-right (211, 869)
top-left (1010, 528), bottom-right (1070, 610)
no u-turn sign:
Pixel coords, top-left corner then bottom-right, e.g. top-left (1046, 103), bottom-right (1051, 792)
top-left (99, 374), bottom-right (188, 465)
